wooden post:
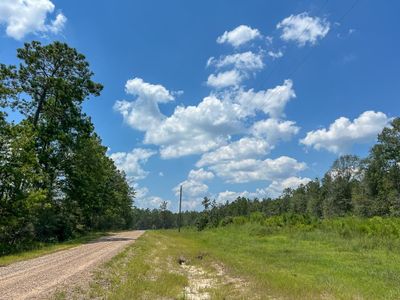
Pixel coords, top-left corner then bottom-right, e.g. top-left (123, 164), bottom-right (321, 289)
top-left (178, 185), bottom-right (182, 232)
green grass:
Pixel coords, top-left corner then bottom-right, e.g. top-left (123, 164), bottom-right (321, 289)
top-left (61, 231), bottom-right (188, 299)
top-left (65, 230), bottom-right (255, 300)
top-left (190, 223), bottom-right (400, 299)
top-left (57, 217), bottom-right (400, 299)
top-left (0, 231), bottom-right (108, 266)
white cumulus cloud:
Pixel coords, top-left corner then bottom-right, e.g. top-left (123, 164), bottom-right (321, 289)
top-left (109, 148), bottom-right (156, 181)
top-left (115, 77), bottom-right (296, 159)
top-left (188, 168), bottom-right (215, 182)
top-left (207, 51), bottom-right (264, 71)
top-left (251, 119), bottom-right (300, 144)
top-left (268, 50), bottom-right (283, 59)
top-left (217, 25), bottom-right (261, 47)
top-left (173, 168), bottom-right (214, 197)
top-left (196, 119), bottom-right (299, 170)
top-left (125, 77), bottom-right (174, 103)
top-left (0, 0), bottom-right (66, 40)
top-left (216, 189), bottom-right (267, 203)
top-left (114, 77), bottom-right (176, 132)
top-left (210, 156), bottom-right (307, 183)
top-left (206, 52), bottom-right (265, 90)
top-left (277, 12), bottom-right (330, 46)
top-left (197, 137), bottom-right (271, 168)
top-left (234, 79), bottom-right (296, 118)
top-left (216, 176), bottom-right (311, 202)
top-left (207, 70), bottom-right (243, 89)
top-left (146, 95), bottom-right (242, 158)
top-left (300, 111), bottom-right (391, 153)
top-left (266, 176), bottom-right (312, 198)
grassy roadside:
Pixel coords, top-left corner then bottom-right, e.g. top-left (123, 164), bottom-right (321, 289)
top-left (191, 224), bottom-right (400, 299)
top-left (64, 220), bottom-right (400, 299)
top-left (0, 231), bottom-right (108, 266)
top-left (60, 230), bottom-right (256, 300)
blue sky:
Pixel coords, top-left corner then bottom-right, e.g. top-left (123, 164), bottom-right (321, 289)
top-left (1, 0), bottom-right (399, 211)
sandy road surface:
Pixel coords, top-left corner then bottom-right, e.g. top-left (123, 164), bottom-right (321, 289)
top-left (0, 230), bottom-right (144, 300)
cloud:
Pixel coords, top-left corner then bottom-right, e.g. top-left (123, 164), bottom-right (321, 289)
top-left (133, 184), bottom-right (149, 199)
top-left (196, 119), bottom-right (299, 169)
top-left (216, 176), bottom-right (311, 202)
top-left (207, 51), bottom-right (264, 71)
top-left (146, 95), bottom-right (242, 158)
top-left (277, 12), bottom-right (330, 46)
top-left (188, 168), bottom-right (215, 181)
top-left (250, 119), bottom-right (300, 144)
top-left (206, 52), bottom-right (265, 90)
top-left (115, 77), bottom-right (296, 159)
top-left (268, 50), bottom-right (283, 59)
top-left (234, 79), bottom-right (296, 118)
top-left (207, 70), bottom-right (243, 89)
top-left (175, 180), bottom-right (209, 198)
top-left (109, 148), bottom-right (156, 180)
top-left (197, 137), bottom-right (271, 167)
top-left (48, 12), bottom-right (66, 34)
top-left (172, 168), bottom-right (215, 210)
top-left (300, 111), bottom-right (391, 153)
top-left (136, 195), bottom-right (171, 209)
top-left (265, 176), bottom-right (312, 198)
top-left (114, 77), bottom-right (176, 132)
top-left (182, 199), bottom-right (201, 210)
top-left (125, 77), bottom-right (174, 103)
top-left (210, 156), bottom-right (307, 183)
top-left (217, 25), bottom-right (261, 47)
top-left (216, 189), bottom-right (266, 203)
top-left (173, 168), bottom-right (214, 197)
top-left (0, 0), bottom-right (66, 40)
top-left (131, 182), bottom-right (172, 209)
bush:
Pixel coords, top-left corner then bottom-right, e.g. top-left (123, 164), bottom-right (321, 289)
top-left (232, 216), bottom-right (247, 225)
top-left (195, 214), bottom-right (209, 231)
top-left (249, 212), bottom-right (264, 224)
top-left (219, 216), bottom-right (234, 227)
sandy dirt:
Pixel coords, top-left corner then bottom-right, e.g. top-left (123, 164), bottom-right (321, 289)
top-left (0, 230), bottom-right (144, 300)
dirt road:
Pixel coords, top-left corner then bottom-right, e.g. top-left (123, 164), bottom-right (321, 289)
top-left (0, 230), bottom-right (144, 300)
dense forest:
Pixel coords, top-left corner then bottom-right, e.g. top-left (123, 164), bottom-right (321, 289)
top-left (1, 41), bottom-right (399, 254)
top-left (0, 41), bottom-right (134, 254)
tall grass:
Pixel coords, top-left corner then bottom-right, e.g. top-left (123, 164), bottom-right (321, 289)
top-left (195, 216), bottom-right (400, 299)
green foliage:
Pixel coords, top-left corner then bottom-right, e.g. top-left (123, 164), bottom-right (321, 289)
top-left (195, 214), bottom-right (209, 231)
top-left (219, 216), bottom-right (233, 227)
top-left (249, 211), bottom-right (264, 223)
top-left (232, 216), bottom-right (247, 225)
top-left (0, 42), bottom-right (133, 255)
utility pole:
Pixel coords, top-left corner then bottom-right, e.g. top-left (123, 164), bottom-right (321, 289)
top-left (178, 185), bottom-right (182, 232)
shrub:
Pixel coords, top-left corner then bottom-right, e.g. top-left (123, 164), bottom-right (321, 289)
top-left (249, 212), bottom-right (264, 224)
top-left (195, 214), bottom-right (209, 231)
top-left (232, 216), bottom-right (247, 225)
top-left (219, 216), bottom-right (234, 227)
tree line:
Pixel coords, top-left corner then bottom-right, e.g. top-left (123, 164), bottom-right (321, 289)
top-left (0, 41), bottom-right (134, 254)
top-left (130, 117), bottom-right (400, 231)
top-left (191, 117), bottom-right (400, 230)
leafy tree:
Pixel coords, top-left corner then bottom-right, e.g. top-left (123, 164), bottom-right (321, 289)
top-left (0, 41), bottom-right (134, 253)
top-left (322, 155), bottom-right (361, 217)
top-left (305, 179), bottom-right (323, 217)
top-left (289, 185), bottom-right (308, 214)
top-left (364, 118), bottom-right (400, 215)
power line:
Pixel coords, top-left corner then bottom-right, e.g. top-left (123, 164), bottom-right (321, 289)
top-left (286, 0), bottom-right (361, 79)
top-left (263, 0), bottom-right (330, 84)
top-left (262, 0), bottom-right (360, 87)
